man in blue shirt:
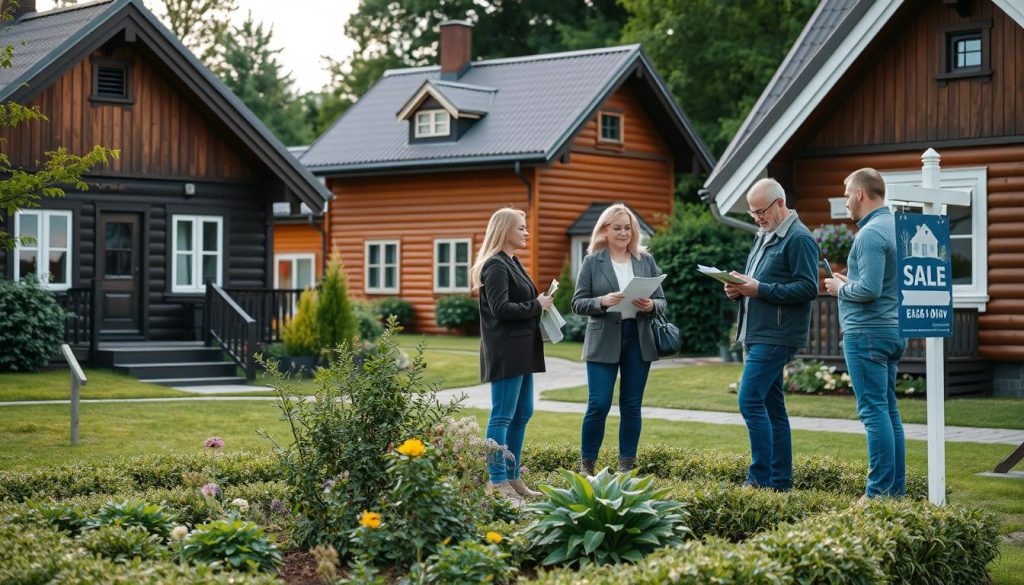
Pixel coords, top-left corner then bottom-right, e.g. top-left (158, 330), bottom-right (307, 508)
top-left (825, 168), bottom-right (907, 499)
top-left (725, 178), bottom-right (819, 491)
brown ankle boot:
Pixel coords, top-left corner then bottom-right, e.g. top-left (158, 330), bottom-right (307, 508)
top-left (580, 458), bottom-right (596, 476)
top-left (508, 478), bottom-right (542, 499)
top-left (487, 481), bottom-right (522, 501)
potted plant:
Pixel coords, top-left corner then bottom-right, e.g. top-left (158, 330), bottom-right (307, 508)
top-left (279, 288), bottom-right (320, 377)
top-left (812, 223), bottom-right (854, 267)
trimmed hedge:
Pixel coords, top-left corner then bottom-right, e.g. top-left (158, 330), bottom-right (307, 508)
top-left (527, 499), bottom-right (998, 584)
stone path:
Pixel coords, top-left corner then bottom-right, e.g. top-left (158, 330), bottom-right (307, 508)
top-left (3, 355), bottom-right (1023, 446)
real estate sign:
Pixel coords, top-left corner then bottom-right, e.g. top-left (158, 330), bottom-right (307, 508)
top-left (896, 212), bottom-right (953, 338)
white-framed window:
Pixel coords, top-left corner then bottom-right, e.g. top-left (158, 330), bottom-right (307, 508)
top-left (275, 253), bottom-right (316, 290)
top-left (365, 240), bottom-right (399, 294)
top-left (882, 167), bottom-right (988, 310)
top-left (434, 238), bottom-right (471, 292)
top-left (172, 215), bottom-right (223, 294)
top-left (598, 112), bottom-right (623, 143)
top-left (414, 109), bottom-right (451, 138)
top-left (570, 235), bottom-right (590, 281)
top-left (13, 209), bottom-right (73, 290)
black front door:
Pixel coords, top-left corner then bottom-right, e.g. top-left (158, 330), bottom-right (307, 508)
top-left (98, 213), bottom-right (142, 333)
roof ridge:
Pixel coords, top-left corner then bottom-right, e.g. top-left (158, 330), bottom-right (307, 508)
top-left (19, 0), bottom-right (116, 21)
top-left (431, 80), bottom-right (497, 93)
top-left (383, 44), bottom-right (640, 78)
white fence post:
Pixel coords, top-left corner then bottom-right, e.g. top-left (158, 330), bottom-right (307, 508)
top-left (61, 344), bottom-right (87, 446)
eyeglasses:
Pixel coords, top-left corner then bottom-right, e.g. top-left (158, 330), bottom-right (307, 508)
top-left (747, 198), bottom-right (780, 219)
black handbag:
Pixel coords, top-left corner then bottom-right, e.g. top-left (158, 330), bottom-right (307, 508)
top-left (652, 310), bottom-right (681, 358)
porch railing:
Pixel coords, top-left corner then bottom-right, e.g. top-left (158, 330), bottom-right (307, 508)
top-left (54, 285), bottom-right (94, 346)
top-left (221, 288), bottom-right (305, 344)
top-left (797, 295), bottom-right (989, 394)
top-left (205, 283), bottom-right (258, 381)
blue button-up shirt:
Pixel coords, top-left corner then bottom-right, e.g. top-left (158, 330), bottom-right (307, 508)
top-left (838, 207), bottom-right (899, 333)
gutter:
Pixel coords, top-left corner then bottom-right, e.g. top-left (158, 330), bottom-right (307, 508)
top-left (514, 161), bottom-right (532, 206)
top-left (310, 214), bottom-right (328, 276)
top-left (699, 188), bottom-right (757, 235)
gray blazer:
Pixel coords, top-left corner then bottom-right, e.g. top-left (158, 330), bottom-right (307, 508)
top-left (571, 249), bottom-right (668, 363)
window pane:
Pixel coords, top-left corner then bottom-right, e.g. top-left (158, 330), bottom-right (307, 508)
top-left (963, 50), bottom-right (980, 67)
top-left (278, 260), bottom-right (293, 287)
top-left (202, 255), bottom-right (218, 283)
top-left (105, 251), bottom-right (131, 277)
top-left (455, 266), bottom-right (468, 288)
top-left (385, 244), bottom-right (396, 264)
top-left (176, 221), bottom-right (193, 251)
top-left (49, 251), bottom-right (68, 283)
top-left (455, 242), bottom-right (469, 263)
top-left (438, 266), bottom-right (449, 288)
top-left (950, 238), bottom-right (973, 285)
top-left (18, 250), bottom-right (38, 278)
top-left (106, 222), bottom-right (131, 251)
top-left (384, 267), bottom-right (395, 289)
top-left (438, 242), bottom-right (450, 263)
top-left (176, 254), bottom-right (193, 286)
top-left (202, 221), bottom-right (218, 252)
top-left (368, 267), bottom-right (379, 288)
top-left (49, 214), bottom-right (69, 248)
top-left (949, 205), bottom-right (972, 235)
top-left (369, 245), bottom-right (379, 265)
top-left (296, 259), bottom-right (313, 288)
top-left (963, 38), bottom-right (981, 52)
top-left (19, 213), bottom-right (38, 241)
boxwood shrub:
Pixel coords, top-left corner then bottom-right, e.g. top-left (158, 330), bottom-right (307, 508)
top-left (0, 278), bottom-right (66, 372)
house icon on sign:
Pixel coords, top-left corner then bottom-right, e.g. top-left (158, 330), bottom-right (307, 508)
top-left (910, 224), bottom-right (939, 259)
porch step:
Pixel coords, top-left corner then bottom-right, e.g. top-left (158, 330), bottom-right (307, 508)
top-left (140, 376), bottom-right (248, 387)
top-left (115, 361), bottom-right (238, 380)
top-left (109, 347), bottom-right (225, 366)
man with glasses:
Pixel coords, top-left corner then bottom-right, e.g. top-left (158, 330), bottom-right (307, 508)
top-left (724, 178), bottom-right (819, 491)
top-left (824, 168), bottom-right (906, 500)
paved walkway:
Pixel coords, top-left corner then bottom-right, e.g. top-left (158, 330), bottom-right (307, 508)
top-left (4, 356), bottom-right (1023, 446)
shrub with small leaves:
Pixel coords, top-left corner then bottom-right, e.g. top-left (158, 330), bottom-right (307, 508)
top-left (782, 359), bottom-right (853, 395)
top-left (86, 499), bottom-right (177, 540)
top-left (375, 297), bottom-right (414, 328)
top-left (80, 524), bottom-right (168, 563)
top-left (353, 301), bottom-right (384, 342)
top-left (410, 538), bottom-right (516, 585)
top-left (524, 469), bottom-right (691, 567)
top-left (0, 278), bottom-right (66, 372)
top-left (562, 313), bottom-right (587, 342)
top-left (180, 518), bottom-right (281, 572)
top-left (435, 294), bottom-right (479, 331)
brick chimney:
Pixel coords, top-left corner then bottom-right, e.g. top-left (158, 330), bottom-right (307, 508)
top-left (2, 0), bottom-right (36, 20)
top-left (439, 20), bottom-right (473, 80)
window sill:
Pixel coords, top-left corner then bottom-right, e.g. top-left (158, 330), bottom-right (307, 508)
top-left (953, 293), bottom-right (990, 312)
top-left (935, 69), bottom-right (991, 82)
top-left (366, 289), bottom-right (400, 295)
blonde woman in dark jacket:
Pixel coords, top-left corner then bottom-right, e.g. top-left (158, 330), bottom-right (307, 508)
top-left (572, 204), bottom-right (667, 475)
top-left (471, 207), bottom-right (552, 501)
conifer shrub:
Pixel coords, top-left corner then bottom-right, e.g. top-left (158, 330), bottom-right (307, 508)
top-left (551, 261), bottom-right (574, 315)
top-left (317, 253), bottom-right (358, 351)
top-left (0, 278), bottom-right (66, 371)
top-left (280, 288), bottom-right (319, 357)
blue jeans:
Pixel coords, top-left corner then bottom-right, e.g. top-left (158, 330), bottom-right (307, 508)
top-left (844, 331), bottom-right (907, 497)
top-left (486, 374), bottom-right (534, 483)
top-left (581, 320), bottom-right (652, 461)
top-left (738, 343), bottom-right (797, 490)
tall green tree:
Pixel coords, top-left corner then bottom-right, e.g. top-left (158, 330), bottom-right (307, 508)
top-left (0, 4), bottom-right (117, 250)
top-left (211, 14), bottom-right (315, 146)
top-left (620, 0), bottom-right (817, 157)
top-left (317, 253), bottom-right (358, 354)
top-left (156, 0), bottom-right (238, 66)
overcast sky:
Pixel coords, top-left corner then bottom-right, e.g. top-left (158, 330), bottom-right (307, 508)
top-left (37, 0), bottom-right (362, 93)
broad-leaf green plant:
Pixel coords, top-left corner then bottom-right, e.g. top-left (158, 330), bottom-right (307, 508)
top-left (179, 518), bottom-right (281, 572)
top-left (524, 468), bottom-right (691, 567)
top-left (86, 499), bottom-right (177, 540)
top-left (80, 524), bottom-right (168, 564)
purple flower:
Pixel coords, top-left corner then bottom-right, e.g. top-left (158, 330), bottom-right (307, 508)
top-left (203, 436), bottom-right (225, 450)
top-left (270, 499), bottom-right (286, 513)
top-left (200, 483), bottom-right (221, 498)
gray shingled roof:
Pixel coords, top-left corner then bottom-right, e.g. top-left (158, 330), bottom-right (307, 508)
top-left (704, 0), bottom-right (869, 198)
top-left (303, 45), bottom-right (713, 173)
top-left (0, 0), bottom-right (117, 99)
top-left (421, 80), bottom-right (496, 116)
top-left (567, 203), bottom-right (654, 236)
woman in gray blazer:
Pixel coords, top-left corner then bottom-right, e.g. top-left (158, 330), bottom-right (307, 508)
top-left (571, 204), bottom-right (667, 475)
top-left (471, 207), bottom-right (552, 501)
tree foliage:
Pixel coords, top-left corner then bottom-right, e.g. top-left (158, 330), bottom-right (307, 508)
top-left (317, 253), bottom-right (358, 353)
top-left (620, 0), bottom-right (817, 156)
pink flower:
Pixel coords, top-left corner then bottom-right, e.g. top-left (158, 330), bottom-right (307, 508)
top-left (204, 437), bottom-right (225, 450)
top-left (201, 483), bottom-right (221, 498)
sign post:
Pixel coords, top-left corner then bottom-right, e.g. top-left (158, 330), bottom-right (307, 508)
top-left (887, 149), bottom-right (970, 505)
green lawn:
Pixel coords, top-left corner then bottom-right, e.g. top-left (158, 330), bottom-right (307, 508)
top-left (0, 400), bottom-right (1021, 582)
top-left (0, 369), bottom-right (192, 401)
top-left (397, 333), bottom-right (586, 362)
top-left (543, 364), bottom-right (1024, 430)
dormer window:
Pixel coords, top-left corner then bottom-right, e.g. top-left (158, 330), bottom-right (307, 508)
top-left (415, 110), bottom-right (451, 138)
top-left (92, 59), bottom-right (132, 103)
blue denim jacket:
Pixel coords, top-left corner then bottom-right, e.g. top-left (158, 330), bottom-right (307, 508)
top-left (839, 207), bottom-right (899, 333)
top-left (735, 211), bottom-right (820, 348)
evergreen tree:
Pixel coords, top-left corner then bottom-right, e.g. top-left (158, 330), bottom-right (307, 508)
top-left (552, 261), bottom-right (575, 316)
top-left (0, 3), bottom-right (117, 250)
top-left (211, 14), bottom-right (314, 146)
top-left (281, 288), bottom-right (320, 357)
top-left (317, 253), bottom-right (358, 353)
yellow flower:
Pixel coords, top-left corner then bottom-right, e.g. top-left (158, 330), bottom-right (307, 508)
top-left (359, 510), bottom-right (382, 529)
top-left (397, 438), bottom-right (427, 457)
top-left (485, 531), bottom-right (503, 544)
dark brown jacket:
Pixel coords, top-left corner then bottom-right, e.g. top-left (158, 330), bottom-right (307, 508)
top-left (478, 252), bottom-right (546, 383)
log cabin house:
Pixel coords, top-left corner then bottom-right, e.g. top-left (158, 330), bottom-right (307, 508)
top-left (301, 21), bottom-right (713, 333)
top-left (702, 0), bottom-right (1024, 396)
top-left (0, 0), bottom-right (331, 383)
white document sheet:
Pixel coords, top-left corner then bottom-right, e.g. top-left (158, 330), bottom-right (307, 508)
top-left (607, 274), bottom-right (667, 318)
top-left (697, 264), bottom-right (745, 284)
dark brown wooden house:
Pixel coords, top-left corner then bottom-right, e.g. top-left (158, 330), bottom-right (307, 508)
top-left (703, 0), bottom-right (1024, 396)
top-left (0, 0), bottom-right (330, 383)
top-left (302, 22), bottom-right (713, 333)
